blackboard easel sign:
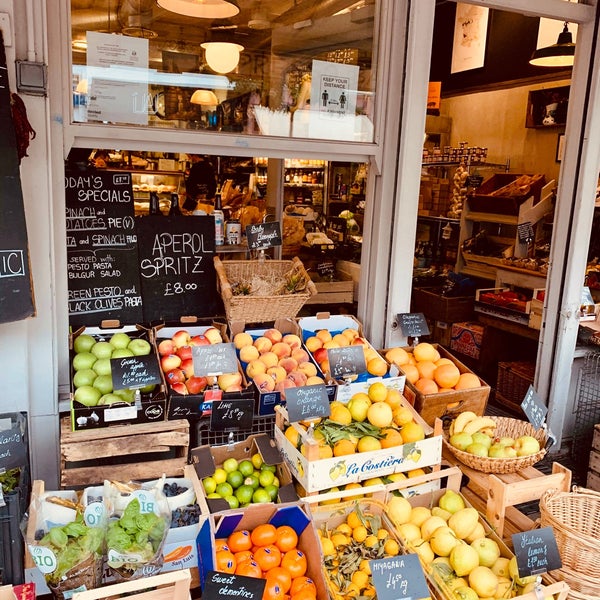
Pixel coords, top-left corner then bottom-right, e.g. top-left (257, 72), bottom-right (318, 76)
top-left (245, 222), bottom-right (282, 250)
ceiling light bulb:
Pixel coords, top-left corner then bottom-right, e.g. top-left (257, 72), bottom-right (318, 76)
top-left (157, 0), bottom-right (239, 19)
top-left (201, 42), bottom-right (244, 74)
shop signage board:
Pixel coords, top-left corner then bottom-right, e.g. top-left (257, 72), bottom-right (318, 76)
top-left (203, 570), bottom-right (266, 600)
top-left (521, 385), bottom-right (547, 430)
top-left (370, 554), bottom-right (429, 600)
top-left (245, 221), bottom-right (282, 250)
top-left (512, 527), bottom-right (562, 576)
top-left (285, 384), bottom-right (331, 422)
top-left (65, 169), bottom-right (143, 328)
top-left (136, 215), bottom-right (219, 321)
top-left (0, 33), bottom-right (35, 324)
top-left (110, 355), bottom-right (161, 391)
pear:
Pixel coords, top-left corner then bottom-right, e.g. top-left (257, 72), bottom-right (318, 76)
top-left (438, 489), bottom-right (466, 514)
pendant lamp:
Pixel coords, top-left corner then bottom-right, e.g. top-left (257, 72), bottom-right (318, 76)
top-left (157, 0), bottom-right (239, 19)
top-left (530, 22), bottom-right (575, 67)
top-left (190, 89), bottom-right (219, 105)
top-left (201, 41), bottom-right (244, 74)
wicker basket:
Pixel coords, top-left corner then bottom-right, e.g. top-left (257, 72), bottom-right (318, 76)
top-left (214, 256), bottom-right (316, 325)
top-left (539, 487), bottom-right (600, 589)
top-left (443, 416), bottom-right (546, 473)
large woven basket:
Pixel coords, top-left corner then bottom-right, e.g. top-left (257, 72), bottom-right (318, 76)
top-left (539, 486), bottom-right (600, 589)
top-left (443, 416), bottom-right (546, 473)
top-left (214, 256), bottom-right (316, 324)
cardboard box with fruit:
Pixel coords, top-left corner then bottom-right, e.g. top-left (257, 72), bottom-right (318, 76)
top-left (385, 342), bottom-right (490, 427)
top-left (190, 433), bottom-right (297, 514)
top-left (474, 288), bottom-right (532, 325)
top-left (195, 501), bottom-right (328, 597)
top-left (70, 325), bottom-right (167, 430)
top-left (274, 380), bottom-right (442, 493)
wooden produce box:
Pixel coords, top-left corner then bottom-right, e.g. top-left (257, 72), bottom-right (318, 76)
top-left (587, 424), bottom-right (600, 491)
top-left (412, 287), bottom-right (475, 323)
top-left (474, 288), bottom-right (532, 326)
top-left (469, 173), bottom-right (546, 215)
top-left (59, 417), bottom-right (189, 488)
top-left (305, 270), bottom-right (354, 305)
top-left (400, 344), bottom-right (490, 426)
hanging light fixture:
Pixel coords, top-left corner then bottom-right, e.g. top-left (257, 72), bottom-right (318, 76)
top-left (530, 22), bottom-right (575, 67)
top-left (201, 41), bottom-right (244, 73)
top-left (190, 89), bottom-right (219, 105)
top-left (157, 0), bottom-right (239, 19)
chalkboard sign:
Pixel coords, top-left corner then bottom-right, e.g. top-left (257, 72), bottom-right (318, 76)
top-left (286, 384), bottom-right (331, 422)
top-left (65, 169), bottom-right (143, 328)
top-left (317, 262), bottom-right (336, 277)
top-left (370, 554), bottom-right (429, 600)
top-left (517, 222), bottom-right (535, 244)
top-left (245, 222), bottom-right (282, 250)
top-left (512, 527), bottom-right (562, 576)
top-left (521, 385), bottom-right (547, 430)
top-left (0, 424), bottom-right (28, 471)
top-left (110, 355), bottom-right (161, 391)
top-left (327, 346), bottom-right (367, 379)
top-left (136, 215), bottom-right (220, 321)
top-left (192, 342), bottom-right (238, 376)
top-left (467, 175), bottom-right (484, 188)
top-left (210, 398), bottom-right (254, 432)
top-left (203, 570), bottom-right (266, 600)
top-left (398, 313), bottom-right (430, 338)
top-left (0, 34), bottom-right (35, 324)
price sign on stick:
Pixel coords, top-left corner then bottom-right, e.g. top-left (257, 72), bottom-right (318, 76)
top-left (512, 527), bottom-right (562, 576)
top-left (521, 385), bottom-right (547, 430)
top-left (285, 384), bottom-right (331, 422)
top-left (327, 346), bottom-right (367, 379)
top-left (397, 313), bottom-right (430, 339)
top-left (370, 554), bottom-right (429, 600)
top-left (245, 222), bottom-right (282, 250)
top-left (209, 398), bottom-right (254, 432)
top-left (192, 343), bottom-right (238, 377)
top-left (110, 355), bottom-right (161, 391)
top-left (203, 571), bottom-right (266, 600)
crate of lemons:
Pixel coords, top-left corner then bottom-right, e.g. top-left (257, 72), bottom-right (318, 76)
top-left (282, 381), bottom-right (427, 461)
top-left (386, 489), bottom-right (548, 600)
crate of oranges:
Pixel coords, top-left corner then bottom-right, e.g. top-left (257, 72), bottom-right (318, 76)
top-left (196, 502), bottom-right (328, 599)
top-left (274, 380), bottom-right (443, 493)
top-left (384, 342), bottom-right (490, 426)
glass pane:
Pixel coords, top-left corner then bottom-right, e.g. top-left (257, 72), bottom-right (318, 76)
top-left (70, 0), bottom-right (378, 143)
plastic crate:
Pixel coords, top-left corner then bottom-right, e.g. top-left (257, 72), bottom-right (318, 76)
top-left (0, 480), bottom-right (28, 585)
top-left (496, 361), bottom-right (535, 407)
top-left (193, 415), bottom-right (276, 447)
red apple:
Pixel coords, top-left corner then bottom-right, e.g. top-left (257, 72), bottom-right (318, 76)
top-left (170, 381), bottom-right (189, 395)
top-left (161, 354), bottom-right (182, 373)
top-left (186, 375), bottom-right (208, 394)
top-left (172, 330), bottom-right (191, 348)
top-left (181, 358), bottom-right (194, 378)
top-left (190, 334), bottom-right (210, 346)
top-left (176, 345), bottom-right (193, 361)
top-left (203, 327), bottom-right (223, 344)
top-left (166, 368), bottom-right (186, 384)
top-left (157, 338), bottom-right (175, 356)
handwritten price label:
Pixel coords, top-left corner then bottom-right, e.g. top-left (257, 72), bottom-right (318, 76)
top-left (521, 385), bottom-right (547, 430)
top-left (210, 398), bottom-right (254, 432)
top-left (370, 554), bottom-right (429, 600)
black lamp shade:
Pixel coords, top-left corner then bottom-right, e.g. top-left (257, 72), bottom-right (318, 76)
top-left (530, 23), bottom-right (575, 67)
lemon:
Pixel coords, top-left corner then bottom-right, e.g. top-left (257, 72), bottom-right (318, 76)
top-left (386, 495), bottom-right (413, 525)
top-left (320, 537), bottom-right (335, 556)
top-left (397, 522), bottom-right (422, 543)
top-left (450, 542), bottom-right (480, 577)
top-left (420, 516), bottom-right (448, 541)
top-left (413, 538), bottom-right (435, 564)
top-left (464, 522), bottom-right (486, 544)
top-left (448, 507), bottom-right (480, 539)
top-left (431, 506), bottom-right (452, 521)
top-left (494, 576), bottom-right (513, 599)
top-left (367, 401), bottom-right (393, 428)
top-left (453, 586), bottom-right (479, 600)
top-left (469, 566), bottom-right (499, 598)
top-left (368, 381), bottom-right (388, 402)
top-left (213, 468), bottom-right (228, 484)
top-left (429, 525), bottom-right (460, 556)
top-left (357, 435), bottom-right (382, 453)
top-left (491, 557), bottom-right (511, 579)
top-left (409, 506), bottom-right (432, 527)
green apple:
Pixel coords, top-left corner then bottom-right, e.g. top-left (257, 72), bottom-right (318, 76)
top-left (74, 385), bottom-right (102, 407)
top-left (449, 432), bottom-right (473, 451)
top-left (471, 431), bottom-right (493, 449)
top-left (128, 338), bottom-right (151, 356)
top-left (72, 352), bottom-right (97, 371)
top-left (514, 435), bottom-right (540, 456)
top-left (109, 332), bottom-right (132, 349)
top-left (139, 383), bottom-right (156, 393)
top-left (98, 393), bottom-right (125, 405)
top-left (113, 388), bottom-right (135, 403)
top-left (91, 341), bottom-right (114, 359)
top-left (93, 374), bottom-right (113, 395)
top-left (73, 333), bottom-right (96, 354)
top-left (498, 437), bottom-right (515, 447)
top-left (111, 348), bottom-right (134, 358)
top-left (488, 443), bottom-right (508, 458)
top-left (73, 368), bottom-right (97, 389)
top-left (92, 358), bottom-right (112, 376)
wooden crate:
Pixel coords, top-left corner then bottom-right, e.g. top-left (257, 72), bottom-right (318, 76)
top-left (305, 271), bottom-right (354, 305)
top-left (586, 424), bottom-right (600, 490)
top-left (60, 417), bottom-right (189, 488)
top-left (443, 445), bottom-right (571, 541)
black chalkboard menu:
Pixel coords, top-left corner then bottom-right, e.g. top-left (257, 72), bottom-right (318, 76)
top-left (136, 215), bottom-right (219, 321)
top-left (65, 169), bottom-right (143, 328)
top-left (0, 34), bottom-right (35, 324)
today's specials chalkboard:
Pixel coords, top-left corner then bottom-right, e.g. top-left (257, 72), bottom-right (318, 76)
top-left (0, 33), bottom-right (35, 324)
top-left (136, 215), bottom-right (220, 321)
top-left (65, 170), bottom-right (143, 328)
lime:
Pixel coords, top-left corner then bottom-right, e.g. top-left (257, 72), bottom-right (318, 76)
top-left (261, 463), bottom-right (277, 474)
top-left (252, 488), bottom-right (271, 504)
top-left (213, 468), bottom-right (228, 484)
top-left (207, 492), bottom-right (221, 499)
top-left (216, 482), bottom-right (234, 498)
top-left (225, 495), bottom-right (240, 509)
top-left (202, 476), bottom-right (217, 495)
top-left (272, 476), bottom-right (280, 488)
top-left (264, 484), bottom-right (279, 501)
top-left (251, 452), bottom-right (263, 470)
top-left (227, 470), bottom-right (244, 489)
top-left (244, 475), bottom-right (260, 490)
top-left (223, 458), bottom-right (239, 474)
top-left (259, 470), bottom-right (275, 488)
top-left (235, 484), bottom-right (254, 506)
top-left (238, 460), bottom-right (255, 477)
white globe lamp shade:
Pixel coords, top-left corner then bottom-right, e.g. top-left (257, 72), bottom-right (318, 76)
top-left (157, 0), bottom-right (239, 19)
top-left (201, 42), bottom-right (244, 74)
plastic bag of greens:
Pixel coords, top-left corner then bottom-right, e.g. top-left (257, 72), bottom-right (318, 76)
top-left (103, 479), bottom-right (171, 581)
top-left (22, 488), bottom-right (106, 600)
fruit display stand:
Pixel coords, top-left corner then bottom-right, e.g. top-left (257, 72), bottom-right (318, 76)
top-left (59, 417), bottom-right (189, 488)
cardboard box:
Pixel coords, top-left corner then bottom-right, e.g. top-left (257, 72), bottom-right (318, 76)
top-left (469, 173), bottom-right (546, 215)
top-left (411, 287), bottom-right (475, 323)
top-left (450, 321), bottom-right (485, 359)
top-left (474, 288), bottom-right (531, 326)
top-left (196, 502), bottom-right (328, 595)
top-left (400, 345), bottom-right (490, 426)
top-left (190, 433), bottom-right (298, 514)
top-left (274, 403), bottom-right (442, 493)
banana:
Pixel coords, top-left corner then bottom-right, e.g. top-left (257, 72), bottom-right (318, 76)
top-left (449, 421), bottom-right (455, 436)
top-left (452, 411), bottom-right (478, 434)
top-left (463, 416), bottom-right (497, 436)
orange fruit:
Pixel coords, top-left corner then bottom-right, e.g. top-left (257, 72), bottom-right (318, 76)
top-left (234, 550), bottom-right (254, 564)
top-left (216, 549), bottom-right (236, 573)
top-left (290, 576), bottom-right (317, 597)
top-left (262, 578), bottom-right (287, 600)
top-left (455, 372), bottom-right (481, 389)
top-left (413, 342), bottom-right (438, 363)
top-left (254, 544), bottom-right (282, 571)
top-left (433, 363), bottom-right (461, 389)
top-left (281, 549), bottom-right (308, 578)
top-left (414, 378), bottom-right (439, 395)
top-left (228, 530), bottom-right (253, 553)
top-left (435, 358), bottom-right (454, 367)
top-left (385, 347), bottom-right (410, 367)
top-left (290, 589), bottom-right (317, 600)
top-left (384, 388), bottom-right (404, 409)
top-left (235, 558), bottom-right (263, 578)
top-left (357, 435), bottom-right (382, 453)
top-left (266, 566), bottom-right (292, 593)
top-left (367, 357), bottom-right (388, 377)
top-left (380, 427), bottom-right (404, 448)
top-left (330, 404), bottom-right (352, 425)
top-left (275, 525), bottom-right (299, 553)
top-left (402, 364), bottom-right (420, 384)
top-left (401, 421), bottom-right (426, 443)
top-left (215, 538), bottom-right (230, 552)
top-left (368, 381), bottom-right (388, 403)
top-left (416, 360), bottom-right (437, 380)
top-left (251, 523), bottom-right (277, 547)
top-left (333, 439), bottom-right (356, 456)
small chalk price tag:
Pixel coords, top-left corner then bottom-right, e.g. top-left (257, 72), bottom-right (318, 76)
top-left (203, 571), bottom-right (266, 600)
top-left (521, 385), bottom-right (547, 430)
top-left (398, 313), bottom-right (430, 338)
top-left (209, 398), bottom-right (254, 432)
top-left (285, 384), bottom-right (331, 423)
top-left (192, 343), bottom-right (238, 377)
top-left (512, 527), bottom-right (562, 576)
top-left (370, 554), bottom-right (429, 600)
top-left (327, 346), bottom-right (367, 379)
top-left (245, 222), bottom-right (282, 250)
top-left (110, 355), bottom-right (161, 391)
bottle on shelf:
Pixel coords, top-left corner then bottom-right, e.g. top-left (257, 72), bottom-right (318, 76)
top-left (169, 193), bottom-right (180, 216)
top-left (149, 191), bottom-right (161, 215)
top-left (213, 191), bottom-right (225, 246)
